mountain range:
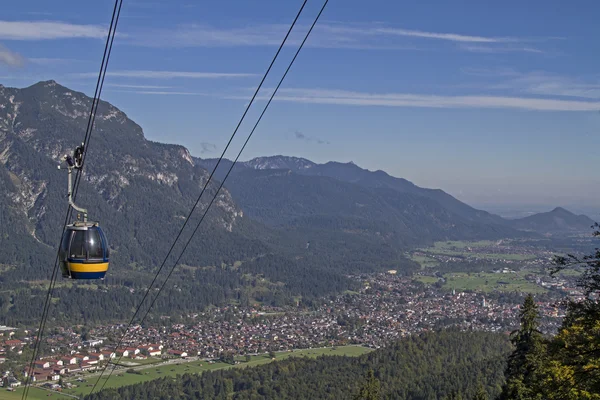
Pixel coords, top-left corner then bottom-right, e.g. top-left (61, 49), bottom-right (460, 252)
top-left (196, 155), bottom-right (595, 236)
top-left (0, 80), bottom-right (595, 324)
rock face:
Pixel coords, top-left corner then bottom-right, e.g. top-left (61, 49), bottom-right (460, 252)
top-left (0, 80), bottom-right (247, 270)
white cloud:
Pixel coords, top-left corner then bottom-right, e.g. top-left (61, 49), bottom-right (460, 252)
top-left (109, 89), bottom-right (212, 96)
top-left (0, 43), bottom-right (25, 67)
top-left (373, 28), bottom-right (518, 43)
top-left (121, 90), bottom-right (210, 95)
top-left (230, 88), bottom-right (600, 112)
top-left (73, 70), bottom-right (256, 79)
top-left (125, 21), bottom-right (545, 53)
top-left (106, 83), bottom-right (174, 89)
top-left (28, 57), bottom-right (82, 65)
top-left (459, 44), bottom-right (544, 54)
top-left (0, 19), bottom-right (550, 54)
top-left (0, 20), bottom-right (107, 40)
top-left (462, 68), bottom-right (600, 99)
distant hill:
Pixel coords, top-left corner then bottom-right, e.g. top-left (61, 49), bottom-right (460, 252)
top-left (205, 166), bottom-right (522, 248)
top-left (510, 207), bottom-right (596, 233)
top-left (196, 155), bottom-right (526, 245)
top-left (198, 155), bottom-right (508, 227)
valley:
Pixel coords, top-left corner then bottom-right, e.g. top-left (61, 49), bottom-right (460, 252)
top-left (1, 235), bottom-right (586, 397)
top-left (0, 80), bottom-right (597, 398)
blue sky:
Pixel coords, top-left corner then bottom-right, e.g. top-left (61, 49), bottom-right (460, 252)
top-left (1, 0), bottom-right (599, 214)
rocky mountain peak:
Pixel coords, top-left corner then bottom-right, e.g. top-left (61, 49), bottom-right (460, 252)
top-left (244, 155), bottom-right (316, 171)
top-left (0, 80), bottom-right (244, 250)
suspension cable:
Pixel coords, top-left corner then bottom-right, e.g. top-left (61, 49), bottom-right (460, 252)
top-left (21, 2), bottom-right (123, 399)
top-left (88, 0), bottom-right (310, 394)
top-left (92, 0), bottom-right (328, 394)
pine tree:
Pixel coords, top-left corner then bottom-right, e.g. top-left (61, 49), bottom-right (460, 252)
top-left (499, 294), bottom-right (546, 400)
top-left (353, 369), bottom-right (381, 400)
top-left (542, 223), bottom-right (600, 399)
top-left (443, 390), bottom-right (463, 400)
top-left (473, 384), bottom-right (488, 400)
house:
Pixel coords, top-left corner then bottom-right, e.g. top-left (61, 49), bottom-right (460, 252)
top-left (36, 371), bottom-right (60, 381)
top-left (115, 349), bottom-right (129, 358)
top-left (167, 349), bottom-right (187, 358)
top-left (61, 356), bottom-right (77, 365)
top-left (33, 361), bottom-right (50, 369)
top-left (4, 339), bottom-right (23, 350)
top-left (125, 347), bottom-right (140, 357)
top-left (80, 361), bottom-right (96, 371)
top-left (83, 339), bottom-right (104, 347)
top-left (148, 349), bottom-right (162, 357)
top-left (88, 353), bottom-right (104, 361)
top-left (74, 355), bottom-right (89, 363)
top-left (100, 350), bottom-right (116, 359)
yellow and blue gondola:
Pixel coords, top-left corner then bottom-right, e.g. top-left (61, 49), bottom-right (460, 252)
top-left (57, 143), bottom-right (110, 279)
top-left (59, 221), bottom-right (110, 279)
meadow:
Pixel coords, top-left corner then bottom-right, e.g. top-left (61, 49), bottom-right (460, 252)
top-left (9, 345), bottom-right (372, 399)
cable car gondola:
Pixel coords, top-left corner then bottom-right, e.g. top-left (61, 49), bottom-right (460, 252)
top-left (57, 143), bottom-right (110, 279)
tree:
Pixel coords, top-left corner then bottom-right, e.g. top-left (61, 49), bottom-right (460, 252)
top-left (473, 384), bottom-right (488, 400)
top-left (268, 351), bottom-right (276, 359)
top-left (552, 223), bottom-right (600, 297)
top-left (499, 294), bottom-right (546, 400)
top-left (353, 369), bottom-right (380, 400)
top-left (541, 223), bottom-right (600, 399)
top-left (442, 390), bottom-right (463, 400)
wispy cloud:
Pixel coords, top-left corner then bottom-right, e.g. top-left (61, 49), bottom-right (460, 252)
top-left (106, 83), bottom-right (174, 89)
top-left (0, 20), bottom-right (107, 40)
top-left (294, 130), bottom-right (330, 145)
top-left (28, 57), bottom-right (83, 65)
top-left (373, 27), bottom-right (518, 43)
top-left (0, 19), bottom-right (552, 54)
top-left (462, 68), bottom-right (600, 99)
top-left (124, 21), bottom-right (548, 53)
top-left (73, 70), bottom-right (256, 79)
top-left (229, 88), bottom-right (600, 112)
top-left (459, 44), bottom-right (544, 54)
top-left (0, 43), bottom-right (25, 67)
top-left (116, 90), bottom-right (211, 96)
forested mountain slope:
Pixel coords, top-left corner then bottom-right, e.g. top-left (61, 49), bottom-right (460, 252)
top-left (85, 330), bottom-right (511, 400)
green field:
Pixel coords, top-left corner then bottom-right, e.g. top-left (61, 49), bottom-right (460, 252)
top-left (410, 254), bottom-right (439, 268)
top-left (443, 272), bottom-right (547, 293)
top-left (418, 240), bottom-right (537, 261)
top-left (3, 386), bottom-right (74, 400)
top-left (13, 346), bottom-right (371, 399)
top-left (112, 357), bottom-right (163, 367)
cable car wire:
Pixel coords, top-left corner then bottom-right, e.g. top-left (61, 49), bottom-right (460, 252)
top-left (88, 0), bottom-right (313, 393)
top-left (92, 0), bottom-right (328, 394)
top-left (70, 0), bottom-right (123, 213)
top-left (21, 2), bottom-right (123, 399)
